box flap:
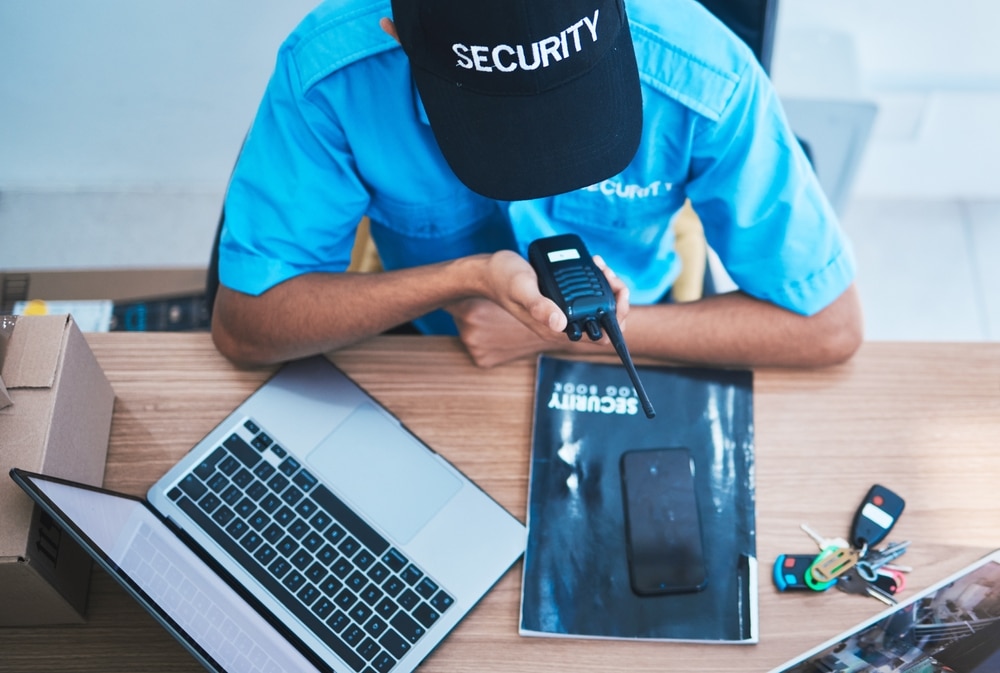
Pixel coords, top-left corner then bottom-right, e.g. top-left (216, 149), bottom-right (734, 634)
top-left (0, 314), bottom-right (69, 389)
top-left (0, 316), bottom-right (13, 409)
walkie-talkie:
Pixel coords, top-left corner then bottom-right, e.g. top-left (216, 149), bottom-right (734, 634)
top-left (528, 234), bottom-right (655, 419)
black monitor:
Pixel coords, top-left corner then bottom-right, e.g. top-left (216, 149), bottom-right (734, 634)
top-left (693, 0), bottom-right (779, 74)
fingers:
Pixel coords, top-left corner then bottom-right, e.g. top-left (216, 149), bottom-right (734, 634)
top-left (593, 255), bottom-right (630, 327)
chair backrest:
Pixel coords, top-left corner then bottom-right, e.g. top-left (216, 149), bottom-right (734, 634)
top-left (693, 0), bottom-right (779, 74)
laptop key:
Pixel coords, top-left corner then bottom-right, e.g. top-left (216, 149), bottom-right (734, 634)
top-left (198, 493), bottom-right (221, 514)
top-left (248, 511), bottom-right (270, 531)
top-left (291, 549), bottom-right (312, 571)
top-left (253, 461), bottom-right (276, 481)
top-left (415, 577), bottom-right (438, 600)
top-left (259, 493), bottom-right (281, 514)
top-left (334, 588), bottom-right (357, 610)
top-left (375, 597), bottom-right (398, 619)
top-left (254, 544), bottom-right (277, 567)
top-left (276, 536), bottom-right (299, 558)
top-left (331, 557), bottom-right (353, 579)
top-left (430, 590), bottom-right (454, 612)
top-left (349, 603), bottom-right (372, 624)
top-left (367, 562), bottom-right (390, 584)
top-left (240, 532), bottom-right (263, 553)
top-left (320, 577), bottom-right (343, 597)
top-left (281, 486), bottom-right (304, 506)
top-left (251, 432), bottom-right (273, 451)
top-left (194, 447), bottom-right (225, 480)
top-left (354, 550), bottom-right (376, 571)
top-left (312, 485), bottom-right (390, 555)
top-left (293, 469), bottom-right (318, 492)
top-left (296, 583), bottom-right (320, 607)
top-left (207, 473), bottom-right (229, 493)
top-left (390, 612), bottom-right (425, 644)
top-left (232, 468), bottom-right (254, 489)
top-left (223, 433), bottom-right (260, 468)
top-left (382, 549), bottom-right (408, 573)
top-left (302, 532), bottom-right (324, 553)
top-left (295, 499), bottom-right (318, 519)
top-left (342, 624), bottom-right (364, 647)
top-left (278, 456), bottom-right (301, 477)
top-left (282, 570), bottom-right (306, 593)
top-left (340, 537), bottom-right (361, 558)
top-left (372, 649), bottom-right (398, 672)
top-left (262, 523), bottom-right (283, 544)
top-left (327, 610), bottom-right (350, 633)
top-left (357, 637), bottom-right (379, 662)
top-left (379, 629), bottom-right (410, 659)
top-left (313, 597), bottom-right (335, 620)
top-left (398, 589), bottom-right (419, 611)
top-left (178, 475), bottom-right (208, 501)
top-left (218, 456), bottom-right (240, 475)
top-left (412, 603), bottom-right (439, 629)
top-left (364, 616), bottom-right (388, 638)
top-left (274, 506), bottom-right (295, 526)
top-left (401, 565), bottom-right (423, 586)
top-left (287, 518), bottom-right (310, 540)
top-left (382, 577), bottom-right (404, 598)
top-left (212, 505), bottom-right (235, 527)
top-left (225, 518), bottom-right (249, 540)
top-left (267, 473), bottom-right (289, 493)
top-left (221, 485), bottom-right (242, 506)
top-left (235, 497), bottom-right (256, 519)
top-left (269, 558), bottom-right (291, 579)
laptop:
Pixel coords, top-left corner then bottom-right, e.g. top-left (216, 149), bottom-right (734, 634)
top-left (10, 354), bottom-right (526, 673)
top-left (768, 548), bottom-right (1000, 672)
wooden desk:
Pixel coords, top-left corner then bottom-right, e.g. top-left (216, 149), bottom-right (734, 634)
top-left (4, 334), bottom-right (1000, 672)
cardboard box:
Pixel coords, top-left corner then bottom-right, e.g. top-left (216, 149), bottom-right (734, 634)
top-left (0, 314), bottom-right (115, 625)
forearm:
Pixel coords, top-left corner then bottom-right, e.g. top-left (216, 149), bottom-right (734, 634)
top-left (623, 285), bottom-right (864, 368)
top-left (212, 255), bottom-right (494, 366)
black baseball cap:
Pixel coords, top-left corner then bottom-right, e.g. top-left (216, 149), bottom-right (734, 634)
top-left (390, 0), bottom-right (643, 201)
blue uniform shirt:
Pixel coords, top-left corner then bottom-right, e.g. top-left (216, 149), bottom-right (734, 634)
top-left (221, 0), bottom-right (855, 334)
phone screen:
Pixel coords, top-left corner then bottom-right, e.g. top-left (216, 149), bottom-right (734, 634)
top-left (620, 448), bottom-right (708, 595)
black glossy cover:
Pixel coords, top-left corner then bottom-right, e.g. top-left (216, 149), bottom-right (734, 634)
top-left (519, 355), bottom-right (756, 642)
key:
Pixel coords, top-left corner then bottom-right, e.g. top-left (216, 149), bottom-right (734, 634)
top-left (834, 569), bottom-right (870, 596)
top-left (855, 541), bottom-right (911, 583)
top-left (809, 545), bottom-right (861, 583)
top-left (800, 523), bottom-right (850, 552)
top-left (850, 484), bottom-right (905, 549)
top-left (864, 581), bottom-right (898, 606)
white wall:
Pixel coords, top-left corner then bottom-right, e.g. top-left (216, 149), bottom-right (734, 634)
top-left (1, 0), bottom-right (998, 198)
top-left (0, 0), bottom-right (318, 192)
top-left (772, 0), bottom-right (1000, 199)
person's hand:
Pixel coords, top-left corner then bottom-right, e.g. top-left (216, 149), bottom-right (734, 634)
top-left (448, 251), bottom-right (632, 367)
top-left (448, 298), bottom-right (559, 368)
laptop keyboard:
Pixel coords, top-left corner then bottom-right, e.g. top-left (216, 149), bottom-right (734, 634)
top-left (123, 522), bottom-right (286, 673)
top-left (166, 417), bottom-right (455, 673)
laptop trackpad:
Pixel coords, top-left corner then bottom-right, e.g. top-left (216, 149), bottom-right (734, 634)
top-left (305, 402), bottom-right (461, 545)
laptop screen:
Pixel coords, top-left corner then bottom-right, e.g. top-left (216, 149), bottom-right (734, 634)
top-left (771, 552), bottom-right (1000, 673)
top-left (17, 472), bottom-right (321, 673)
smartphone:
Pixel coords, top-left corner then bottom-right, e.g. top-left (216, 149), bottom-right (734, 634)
top-left (620, 448), bottom-right (708, 595)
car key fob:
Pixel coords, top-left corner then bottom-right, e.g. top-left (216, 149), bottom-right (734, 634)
top-left (850, 484), bottom-right (905, 549)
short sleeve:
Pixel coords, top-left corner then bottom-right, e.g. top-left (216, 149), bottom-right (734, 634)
top-left (685, 60), bottom-right (856, 316)
top-left (219, 48), bottom-right (371, 297)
